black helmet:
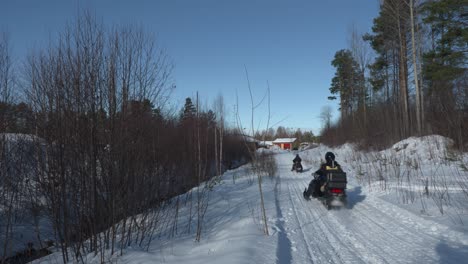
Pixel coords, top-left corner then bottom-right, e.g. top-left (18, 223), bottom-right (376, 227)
top-left (325, 152), bottom-right (335, 162)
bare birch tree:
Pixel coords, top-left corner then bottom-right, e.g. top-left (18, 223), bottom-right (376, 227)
top-left (213, 94), bottom-right (226, 176)
top-left (319, 105), bottom-right (333, 130)
top-left (23, 12), bottom-right (176, 262)
top-left (238, 67), bottom-right (270, 235)
top-left (0, 32), bottom-right (14, 103)
top-left (409, 0), bottom-right (423, 135)
top-left (349, 25), bottom-right (371, 131)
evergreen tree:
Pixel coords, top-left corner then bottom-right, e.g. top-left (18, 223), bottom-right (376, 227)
top-left (275, 126), bottom-right (289, 138)
top-left (302, 131), bottom-right (315, 143)
top-left (180, 97), bottom-right (197, 121)
top-left (329, 49), bottom-right (363, 119)
top-left (203, 109), bottom-right (216, 128)
top-left (365, 0), bottom-right (411, 137)
top-left (422, 0), bottom-right (467, 88)
top-left (294, 128), bottom-right (303, 142)
top-left (421, 0), bottom-right (467, 146)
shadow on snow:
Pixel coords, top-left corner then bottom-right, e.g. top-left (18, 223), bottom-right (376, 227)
top-left (274, 176), bottom-right (292, 264)
top-left (436, 239), bottom-right (468, 264)
top-left (346, 186), bottom-right (366, 209)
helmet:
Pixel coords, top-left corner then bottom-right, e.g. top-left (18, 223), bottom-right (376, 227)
top-left (325, 152), bottom-right (335, 163)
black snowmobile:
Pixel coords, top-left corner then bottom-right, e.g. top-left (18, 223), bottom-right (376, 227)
top-left (292, 161), bottom-right (303, 172)
top-left (291, 154), bottom-right (303, 173)
top-left (303, 171), bottom-right (347, 210)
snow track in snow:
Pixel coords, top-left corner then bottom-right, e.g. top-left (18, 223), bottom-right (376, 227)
top-left (274, 152), bottom-right (467, 264)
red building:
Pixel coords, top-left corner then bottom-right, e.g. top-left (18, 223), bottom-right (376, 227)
top-left (272, 138), bottom-right (297, 150)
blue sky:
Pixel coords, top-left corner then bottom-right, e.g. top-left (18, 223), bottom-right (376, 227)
top-left (1, 0), bottom-right (379, 135)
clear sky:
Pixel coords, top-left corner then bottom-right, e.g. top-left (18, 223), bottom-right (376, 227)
top-left (1, 0), bottom-right (379, 135)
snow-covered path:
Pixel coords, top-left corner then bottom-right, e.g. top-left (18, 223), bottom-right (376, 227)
top-left (32, 141), bottom-right (468, 264)
top-left (272, 151), bottom-right (468, 264)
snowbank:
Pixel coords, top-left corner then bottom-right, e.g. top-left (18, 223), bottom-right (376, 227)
top-left (28, 135), bottom-right (468, 263)
top-left (387, 135), bottom-right (455, 162)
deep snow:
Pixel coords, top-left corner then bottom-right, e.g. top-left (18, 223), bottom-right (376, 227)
top-left (24, 136), bottom-right (468, 263)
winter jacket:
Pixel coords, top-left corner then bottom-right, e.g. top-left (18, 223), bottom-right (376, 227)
top-left (315, 161), bottom-right (342, 179)
top-left (293, 155), bottom-right (302, 163)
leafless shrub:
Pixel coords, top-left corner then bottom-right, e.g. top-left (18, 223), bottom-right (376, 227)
top-left (0, 11), bottom-right (256, 262)
top-left (253, 152), bottom-right (278, 178)
top-left (19, 12), bottom-right (174, 262)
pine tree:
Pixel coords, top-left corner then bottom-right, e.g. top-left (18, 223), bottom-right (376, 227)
top-left (421, 0), bottom-right (467, 146)
top-left (422, 0), bottom-right (467, 87)
top-left (180, 97), bottom-right (197, 121)
top-left (329, 49), bottom-right (363, 120)
top-left (364, 0), bottom-right (412, 138)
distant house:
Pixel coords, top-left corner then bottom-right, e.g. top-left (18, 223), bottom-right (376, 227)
top-left (272, 138), bottom-right (297, 150)
top-left (258, 141), bottom-right (273, 149)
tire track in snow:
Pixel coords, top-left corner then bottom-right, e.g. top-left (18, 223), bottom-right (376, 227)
top-left (288, 182), bottom-right (353, 264)
top-left (277, 153), bottom-right (359, 263)
top-left (340, 197), bottom-right (451, 263)
top-left (282, 178), bottom-right (315, 263)
top-left (293, 178), bottom-right (440, 263)
top-left (289, 179), bottom-right (378, 264)
top-left (274, 175), bottom-right (292, 264)
top-left (279, 153), bottom-right (392, 263)
top-left (277, 151), bottom-right (375, 263)
top-left (274, 154), bottom-right (316, 263)
top-left (292, 179), bottom-right (439, 262)
top-left (277, 152), bottom-right (438, 263)
top-left (275, 153), bottom-right (324, 263)
top-left (275, 149), bottom-right (468, 263)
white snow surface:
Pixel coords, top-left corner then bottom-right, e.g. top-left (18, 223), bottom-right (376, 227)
top-left (33, 135), bottom-right (468, 263)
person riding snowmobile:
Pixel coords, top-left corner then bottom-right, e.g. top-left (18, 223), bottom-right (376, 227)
top-left (291, 154), bottom-right (302, 171)
top-left (304, 152), bottom-right (342, 198)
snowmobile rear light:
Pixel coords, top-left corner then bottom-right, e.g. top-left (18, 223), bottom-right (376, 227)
top-left (330, 188), bottom-right (343, 194)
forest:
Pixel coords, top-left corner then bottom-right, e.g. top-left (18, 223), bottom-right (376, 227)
top-left (0, 13), bottom-right (269, 262)
top-left (323, 0), bottom-right (467, 150)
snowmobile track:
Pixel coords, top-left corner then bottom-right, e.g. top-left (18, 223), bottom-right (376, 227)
top-left (273, 152), bottom-right (465, 263)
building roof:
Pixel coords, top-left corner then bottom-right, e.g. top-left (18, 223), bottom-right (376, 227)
top-left (272, 138), bottom-right (297, 144)
top-left (259, 141), bottom-right (273, 147)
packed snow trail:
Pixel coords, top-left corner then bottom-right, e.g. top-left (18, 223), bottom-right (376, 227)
top-left (272, 151), bottom-right (468, 264)
top-left (31, 142), bottom-right (468, 264)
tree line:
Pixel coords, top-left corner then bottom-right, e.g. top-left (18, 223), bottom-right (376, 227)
top-left (254, 126), bottom-right (317, 144)
top-left (0, 14), bottom-right (253, 262)
top-left (323, 0), bottom-right (467, 149)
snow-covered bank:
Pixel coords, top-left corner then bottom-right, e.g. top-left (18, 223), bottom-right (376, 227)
top-left (29, 135), bottom-right (468, 263)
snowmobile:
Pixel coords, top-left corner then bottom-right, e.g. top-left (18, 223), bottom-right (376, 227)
top-left (303, 171), bottom-right (347, 210)
top-left (292, 161), bottom-right (303, 172)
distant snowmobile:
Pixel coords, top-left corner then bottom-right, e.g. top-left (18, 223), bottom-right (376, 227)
top-left (291, 154), bottom-right (303, 172)
top-left (292, 161), bottom-right (303, 172)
